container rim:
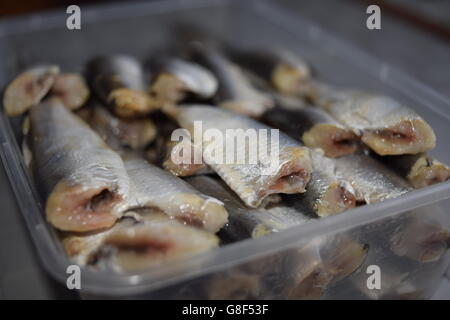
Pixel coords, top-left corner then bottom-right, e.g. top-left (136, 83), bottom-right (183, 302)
top-left (0, 0), bottom-right (450, 296)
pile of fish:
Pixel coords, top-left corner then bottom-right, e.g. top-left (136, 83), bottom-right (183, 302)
top-left (3, 37), bottom-right (450, 299)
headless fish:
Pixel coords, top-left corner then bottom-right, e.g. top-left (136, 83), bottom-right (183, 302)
top-left (123, 155), bottom-right (228, 233)
top-left (29, 99), bottom-right (130, 232)
top-left (97, 211), bottom-right (219, 272)
top-left (390, 213), bottom-right (450, 263)
top-left (88, 103), bottom-right (156, 151)
top-left (149, 57), bottom-right (218, 103)
top-left (171, 105), bottom-right (312, 208)
top-left (263, 105), bottom-right (358, 158)
top-left (284, 150), bottom-right (356, 217)
top-left (333, 151), bottom-right (412, 204)
top-left (376, 153), bottom-right (450, 189)
top-left (50, 73), bottom-right (90, 110)
top-left (86, 55), bottom-right (158, 118)
top-left (188, 42), bottom-right (274, 117)
top-left (306, 82), bottom-right (436, 155)
top-left (4, 65), bottom-right (59, 116)
top-left (227, 47), bottom-right (311, 95)
top-left (186, 175), bottom-right (310, 240)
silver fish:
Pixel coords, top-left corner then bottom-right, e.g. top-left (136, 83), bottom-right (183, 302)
top-left (263, 103), bottom-right (358, 158)
top-left (188, 42), bottom-right (274, 117)
top-left (284, 150), bottom-right (356, 217)
top-left (149, 57), bottom-right (218, 103)
top-left (89, 210), bottom-right (219, 272)
top-left (3, 65), bottom-right (59, 116)
top-left (86, 55), bottom-right (158, 118)
top-left (376, 153), bottom-right (450, 189)
top-left (172, 105), bottom-right (312, 208)
top-left (186, 175), bottom-right (310, 240)
top-left (333, 151), bottom-right (412, 204)
top-left (227, 47), bottom-right (311, 95)
top-left (123, 155), bottom-right (228, 232)
top-left (29, 98), bottom-right (130, 232)
top-left (50, 73), bottom-right (90, 110)
top-left (89, 103), bottom-right (157, 151)
top-left (306, 81), bottom-right (436, 155)
top-left (390, 215), bottom-right (449, 263)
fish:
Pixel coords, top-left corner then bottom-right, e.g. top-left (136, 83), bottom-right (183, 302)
top-left (149, 57), bottom-right (218, 104)
top-left (171, 105), bottom-right (312, 208)
top-left (88, 103), bottom-right (157, 151)
top-left (96, 210), bottom-right (219, 272)
top-left (227, 47), bottom-right (311, 95)
top-left (263, 105), bottom-right (358, 158)
top-left (29, 98), bottom-right (130, 232)
top-left (50, 73), bottom-right (90, 110)
top-left (375, 153), bottom-right (450, 189)
top-left (305, 81), bottom-right (436, 155)
top-left (284, 150), bottom-right (356, 217)
top-left (86, 55), bottom-right (158, 118)
top-left (62, 216), bottom-right (136, 265)
top-left (163, 129), bottom-right (211, 177)
top-left (285, 235), bottom-right (368, 299)
top-left (188, 42), bottom-right (274, 117)
top-left (390, 216), bottom-right (449, 263)
top-left (186, 175), bottom-right (310, 240)
top-left (123, 155), bottom-right (228, 233)
top-left (332, 151), bottom-right (412, 204)
top-left (3, 65), bottom-right (59, 116)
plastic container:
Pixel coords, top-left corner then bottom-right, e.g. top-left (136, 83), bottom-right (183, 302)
top-left (0, 0), bottom-right (449, 299)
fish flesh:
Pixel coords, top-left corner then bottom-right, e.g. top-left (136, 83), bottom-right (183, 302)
top-left (88, 103), bottom-right (156, 151)
top-left (376, 153), bottom-right (450, 189)
top-left (50, 73), bottom-right (90, 110)
top-left (203, 268), bottom-right (262, 299)
top-left (333, 151), bottom-right (412, 204)
top-left (305, 81), bottom-right (436, 155)
top-left (284, 150), bottom-right (356, 217)
top-left (188, 42), bottom-right (274, 117)
top-left (263, 105), bottom-right (358, 158)
top-left (172, 105), bottom-right (312, 208)
top-left (227, 47), bottom-right (311, 95)
top-left (123, 155), bottom-right (228, 233)
top-left (162, 127), bottom-right (210, 176)
top-left (390, 216), bottom-right (449, 263)
top-left (149, 57), bottom-right (218, 103)
top-left (4, 65), bottom-right (59, 116)
top-left (29, 98), bottom-right (130, 232)
top-left (86, 55), bottom-right (158, 118)
top-left (186, 176), bottom-right (310, 240)
top-left (96, 211), bottom-right (219, 272)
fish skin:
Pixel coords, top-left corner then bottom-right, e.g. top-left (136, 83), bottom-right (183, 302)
top-left (123, 155), bottom-right (228, 233)
top-left (333, 151), bottom-right (412, 204)
top-left (376, 153), bottom-right (450, 189)
top-left (4, 65), bottom-right (59, 117)
top-left (99, 211), bottom-right (219, 272)
top-left (227, 47), bottom-right (311, 95)
top-left (29, 98), bottom-right (130, 232)
top-left (186, 176), bottom-right (310, 240)
top-left (284, 150), bottom-right (356, 218)
top-left (306, 82), bottom-right (436, 155)
top-left (88, 103), bottom-right (156, 151)
top-left (86, 55), bottom-right (158, 118)
top-left (150, 57), bottom-right (218, 103)
top-left (188, 43), bottom-right (274, 117)
top-left (50, 73), bottom-right (90, 110)
top-left (263, 105), bottom-right (358, 158)
top-left (173, 105), bottom-right (312, 208)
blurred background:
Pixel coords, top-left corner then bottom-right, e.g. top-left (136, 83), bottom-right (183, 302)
top-left (0, 0), bottom-right (449, 299)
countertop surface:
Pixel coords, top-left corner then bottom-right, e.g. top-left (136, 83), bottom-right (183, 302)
top-left (0, 0), bottom-right (449, 299)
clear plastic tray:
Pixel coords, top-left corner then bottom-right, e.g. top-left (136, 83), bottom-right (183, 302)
top-left (0, 0), bottom-right (449, 299)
